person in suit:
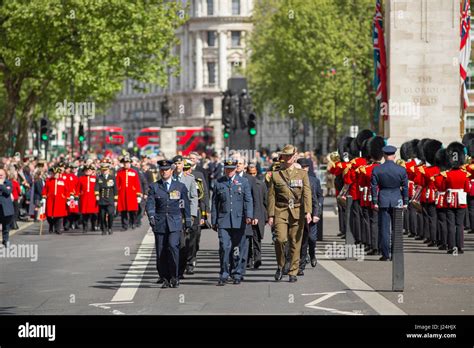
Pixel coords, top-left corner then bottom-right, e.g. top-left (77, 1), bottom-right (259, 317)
top-left (371, 145), bottom-right (408, 261)
top-left (245, 162), bottom-right (267, 269)
top-left (212, 159), bottom-right (253, 286)
top-left (95, 162), bottom-right (117, 235)
top-left (0, 168), bottom-right (14, 247)
top-left (172, 155), bottom-right (198, 279)
top-left (297, 158), bottom-right (323, 275)
top-left (146, 159), bottom-right (191, 289)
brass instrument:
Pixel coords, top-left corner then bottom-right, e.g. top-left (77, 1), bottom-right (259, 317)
top-left (396, 159), bottom-right (406, 168)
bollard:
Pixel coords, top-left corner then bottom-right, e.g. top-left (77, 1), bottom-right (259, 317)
top-left (344, 196), bottom-right (355, 260)
top-left (317, 203), bottom-right (323, 241)
top-left (392, 207), bottom-right (404, 292)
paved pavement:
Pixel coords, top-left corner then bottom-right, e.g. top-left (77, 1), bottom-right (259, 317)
top-left (0, 200), bottom-right (472, 315)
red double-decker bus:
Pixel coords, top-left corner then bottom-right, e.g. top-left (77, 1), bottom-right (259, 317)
top-left (136, 127), bottom-right (214, 155)
top-left (90, 126), bottom-right (125, 152)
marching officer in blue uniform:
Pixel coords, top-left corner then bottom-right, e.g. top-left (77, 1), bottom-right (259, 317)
top-left (146, 159), bottom-right (191, 289)
top-left (212, 159), bottom-right (253, 286)
top-left (371, 145), bottom-right (408, 261)
top-left (0, 168), bottom-right (14, 247)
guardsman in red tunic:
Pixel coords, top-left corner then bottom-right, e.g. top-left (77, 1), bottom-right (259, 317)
top-left (359, 136), bottom-right (385, 255)
top-left (116, 155), bottom-right (142, 230)
top-left (328, 136), bottom-right (352, 237)
top-left (342, 130), bottom-right (373, 244)
top-left (78, 164), bottom-right (99, 232)
top-left (400, 139), bottom-right (420, 238)
top-left (411, 139), bottom-right (431, 240)
top-left (431, 148), bottom-right (450, 250)
top-left (444, 142), bottom-right (470, 254)
top-left (42, 166), bottom-right (68, 234)
top-left (419, 139), bottom-right (442, 247)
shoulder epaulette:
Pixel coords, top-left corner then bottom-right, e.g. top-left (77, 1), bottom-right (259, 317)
top-left (360, 166), bottom-right (366, 174)
top-left (343, 167), bottom-right (350, 176)
top-left (419, 166), bottom-right (425, 174)
top-left (337, 162), bottom-right (343, 169)
top-left (441, 171), bottom-right (447, 178)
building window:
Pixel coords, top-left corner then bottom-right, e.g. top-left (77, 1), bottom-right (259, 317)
top-left (232, 0), bottom-right (240, 15)
top-left (466, 113), bottom-right (474, 133)
top-left (207, 62), bottom-right (216, 85)
top-left (231, 31), bottom-right (241, 47)
top-left (207, 0), bottom-right (214, 16)
top-left (204, 99), bottom-right (214, 116)
top-left (207, 31), bottom-right (216, 47)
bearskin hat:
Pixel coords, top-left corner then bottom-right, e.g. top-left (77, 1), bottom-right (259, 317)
top-left (400, 139), bottom-right (419, 161)
top-left (423, 139), bottom-right (443, 166)
top-left (349, 138), bottom-right (360, 158)
top-left (367, 136), bottom-right (385, 162)
top-left (338, 136), bottom-right (353, 159)
top-left (434, 148), bottom-right (449, 172)
top-left (446, 142), bottom-right (466, 169)
top-left (356, 129), bottom-right (375, 148)
top-left (467, 138), bottom-right (474, 158)
top-left (462, 132), bottom-right (474, 147)
top-left (416, 138), bottom-right (431, 162)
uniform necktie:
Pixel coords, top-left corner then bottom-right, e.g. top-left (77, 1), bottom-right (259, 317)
top-left (166, 181), bottom-right (170, 191)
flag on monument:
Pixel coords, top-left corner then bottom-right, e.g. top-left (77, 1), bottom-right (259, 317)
top-left (373, 0), bottom-right (388, 120)
top-left (460, 0), bottom-right (471, 109)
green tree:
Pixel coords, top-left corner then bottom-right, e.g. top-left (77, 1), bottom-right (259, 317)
top-left (0, 0), bottom-right (186, 155)
top-left (247, 0), bottom-right (376, 149)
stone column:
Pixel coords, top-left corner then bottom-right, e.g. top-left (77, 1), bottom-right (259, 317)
top-left (179, 33), bottom-right (185, 90)
top-left (219, 30), bottom-right (228, 90)
top-left (195, 31), bottom-right (203, 90)
top-left (386, 0), bottom-right (460, 147)
top-left (196, 0), bottom-right (202, 17)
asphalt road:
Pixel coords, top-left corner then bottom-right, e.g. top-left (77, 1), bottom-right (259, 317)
top-left (1, 199), bottom-right (472, 315)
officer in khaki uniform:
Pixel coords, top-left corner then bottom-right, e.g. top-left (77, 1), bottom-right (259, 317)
top-left (267, 145), bottom-right (312, 282)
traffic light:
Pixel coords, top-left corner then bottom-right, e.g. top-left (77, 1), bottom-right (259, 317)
top-left (247, 112), bottom-right (257, 136)
top-left (78, 124), bottom-right (85, 142)
top-left (40, 117), bottom-right (50, 141)
top-left (222, 91), bottom-right (232, 139)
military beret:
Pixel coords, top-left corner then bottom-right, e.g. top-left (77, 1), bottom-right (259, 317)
top-left (297, 158), bottom-right (311, 167)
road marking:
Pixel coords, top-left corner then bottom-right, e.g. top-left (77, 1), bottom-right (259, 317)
top-left (302, 291), bottom-right (363, 315)
top-left (111, 228), bottom-right (155, 302)
top-left (89, 302), bottom-right (130, 315)
top-left (9, 222), bottom-right (34, 237)
top-left (318, 259), bottom-right (406, 315)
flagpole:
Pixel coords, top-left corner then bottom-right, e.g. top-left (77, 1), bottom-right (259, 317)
top-left (461, 87), bottom-right (466, 139)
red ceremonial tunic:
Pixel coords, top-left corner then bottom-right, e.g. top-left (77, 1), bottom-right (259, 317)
top-left (464, 163), bottom-right (474, 196)
top-left (443, 169), bottom-right (470, 209)
top-left (405, 159), bottom-right (417, 199)
top-left (328, 161), bottom-right (349, 196)
top-left (431, 172), bottom-right (448, 209)
top-left (42, 177), bottom-right (68, 218)
top-left (116, 168), bottom-right (141, 212)
top-left (78, 175), bottom-right (99, 214)
top-left (62, 173), bottom-right (80, 214)
top-left (343, 157), bottom-right (367, 201)
top-left (421, 165), bottom-right (440, 203)
top-left (358, 162), bottom-right (380, 208)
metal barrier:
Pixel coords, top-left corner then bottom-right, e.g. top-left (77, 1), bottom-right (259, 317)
top-left (392, 207), bottom-right (404, 292)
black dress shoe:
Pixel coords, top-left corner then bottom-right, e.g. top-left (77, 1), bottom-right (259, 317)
top-left (253, 260), bottom-right (262, 269)
top-left (427, 242), bottom-right (436, 247)
top-left (170, 277), bottom-right (179, 288)
top-left (161, 279), bottom-right (170, 288)
top-left (233, 279), bottom-right (241, 285)
top-left (185, 267), bottom-right (194, 275)
top-left (156, 278), bottom-right (164, 284)
top-left (423, 239), bottom-right (430, 244)
top-left (289, 275), bottom-right (297, 283)
top-left (414, 236), bottom-right (424, 240)
top-left (282, 263), bottom-right (290, 275)
top-left (274, 268), bottom-right (283, 281)
top-left (297, 270), bottom-right (304, 276)
top-left (337, 232), bottom-right (344, 237)
top-left (458, 249), bottom-right (464, 254)
top-left (379, 256), bottom-right (390, 261)
top-left (310, 258), bottom-right (317, 267)
top-left (438, 245), bottom-right (447, 250)
top-left (408, 233), bottom-right (416, 238)
top-left (217, 279), bottom-right (226, 286)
